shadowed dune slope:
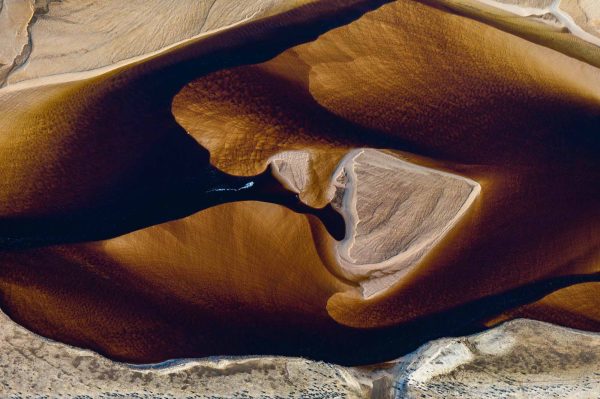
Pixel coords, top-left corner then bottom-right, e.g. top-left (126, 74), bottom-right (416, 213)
top-left (487, 282), bottom-right (600, 331)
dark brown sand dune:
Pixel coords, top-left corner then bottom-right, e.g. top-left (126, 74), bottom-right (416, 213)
top-left (0, 0), bottom-right (384, 246)
top-left (0, 0), bottom-right (598, 365)
top-left (487, 282), bottom-right (600, 331)
top-left (173, 0), bottom-right (600, 328)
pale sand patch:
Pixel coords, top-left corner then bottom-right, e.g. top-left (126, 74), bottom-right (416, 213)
top-left (330, 149), bottom-right (480, 298)
top-left (471, 0), bottom-right (600, 46)
top-left (0, 298), bottom-right (597, 399)
top-left (559, 0), bottom-right (600, 35)
top-left (269, 148), bottom-right (481, 297)
top-left (0, 0), bottom-right (295, 92)
top-left (269, 151), bottom-right (311, 194)
top-left (268, 148), bottom-right (480, 299)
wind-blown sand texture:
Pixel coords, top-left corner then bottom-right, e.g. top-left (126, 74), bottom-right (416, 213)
top-left (331, 149), bottom-right (480, 297)
top-left (0, 0), bottom-right (598, 378)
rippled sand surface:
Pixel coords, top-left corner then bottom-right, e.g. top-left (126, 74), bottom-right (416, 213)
top-left (0, 0), bottom-right (598, 366)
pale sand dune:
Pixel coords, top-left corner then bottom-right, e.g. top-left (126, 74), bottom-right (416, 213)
top-left (0, 0), bottom-right (292, 88)
top-left (330, 149), bottom-right (480, 297)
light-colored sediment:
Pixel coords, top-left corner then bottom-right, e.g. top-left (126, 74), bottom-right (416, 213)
top-left (0, 0), bottom-right (299, 90)
top-left (0, 304), bottom-right (373, 398)
top-left (266, 147), bottom-right (481, 298)
top-left (0, 0), bottom-right (34, 85)
top-left (394, 319), bottom-right (600, 398)
top-left (1, 0), bottom-right (598, 91)
top-left (0, 302), bottom-right (597, 399)
top-left (269, 151), bottom-right (312, 194)
top-left (0, 0), bottom-right (598, 363)
top-left (559, 0), bottom-right (600, 37)
top-left (471, 0), bottom-right (600, 46)
top-left (330, 149), bottom-right (480, 297)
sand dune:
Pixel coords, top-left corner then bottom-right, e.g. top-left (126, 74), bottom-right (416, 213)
top-left (0, 0), bottom-right (299, 89)
top-left (173, 0), bottom-right (599, 329)
top-left (0, 307), bottom-right (598, 398)
top-left (0, 0), bottom-right (598, 365)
